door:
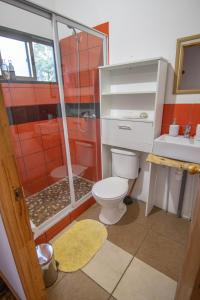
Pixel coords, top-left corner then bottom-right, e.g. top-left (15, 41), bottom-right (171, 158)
top-left (0, 85), bottom-right (46, 299)
top-left (175, 183), bottom-right (200, 299)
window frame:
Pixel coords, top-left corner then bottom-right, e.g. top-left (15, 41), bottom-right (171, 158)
top-left (0, 26), bottom-right (57, 84)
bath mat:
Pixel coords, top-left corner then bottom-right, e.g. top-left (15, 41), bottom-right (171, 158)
top-left (52, 219), bottom-right (107, 272)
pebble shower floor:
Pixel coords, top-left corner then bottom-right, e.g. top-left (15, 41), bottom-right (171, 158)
top-left (26, 176), bottom-right (93, 226)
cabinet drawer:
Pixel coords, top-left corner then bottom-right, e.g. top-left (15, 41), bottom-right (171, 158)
top-left (101, 119), bottom-right (154, 152)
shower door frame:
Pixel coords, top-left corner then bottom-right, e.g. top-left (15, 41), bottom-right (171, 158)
top-left (1, 0), bottom-right (108, 233)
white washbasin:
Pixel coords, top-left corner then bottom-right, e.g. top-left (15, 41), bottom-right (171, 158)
top-left (153, 134), bottom-right (200, 164)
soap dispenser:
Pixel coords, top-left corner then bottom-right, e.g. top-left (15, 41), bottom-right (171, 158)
top-left (169, 119), bottom-right (179, 137)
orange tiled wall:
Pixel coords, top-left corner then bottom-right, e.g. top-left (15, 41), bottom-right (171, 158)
top-left (161, 103), bottom-right (200, 136)
top-left (60, 31), bottom-right (103, 103)
top-left (2, 83), bottom-right (65, 196)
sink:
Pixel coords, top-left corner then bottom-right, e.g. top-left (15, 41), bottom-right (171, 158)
top-left (153, 134), bottom-right (200, 164)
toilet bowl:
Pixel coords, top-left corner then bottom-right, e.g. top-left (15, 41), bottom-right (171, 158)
top-left (92, 177), bottom-right (128, 224)
top-left (92, 148), bottom-right (139, 225)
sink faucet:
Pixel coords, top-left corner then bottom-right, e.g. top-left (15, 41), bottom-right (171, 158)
top-left (183, 124), bottom-right (191, 138)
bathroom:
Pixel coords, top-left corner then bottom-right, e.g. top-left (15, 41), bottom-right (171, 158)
top-left (0, 0), bottom-right (200, 299)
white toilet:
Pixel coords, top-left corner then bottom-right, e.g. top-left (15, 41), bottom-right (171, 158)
top-left (92, 148), bottom-right (139, 225)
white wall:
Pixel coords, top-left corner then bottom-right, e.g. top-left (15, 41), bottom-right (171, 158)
top-left (53, 0), bottom-right (200, 104)
top-left (0, 2), bottom-right (53, 39)
top-left (0, 216), bottom-right (26, 300)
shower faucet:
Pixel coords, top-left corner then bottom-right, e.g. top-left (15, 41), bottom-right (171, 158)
top-left (81, 111), bottom-right (96, 118)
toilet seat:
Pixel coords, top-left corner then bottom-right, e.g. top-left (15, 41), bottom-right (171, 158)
top-left (92, 177), bottom-right (128, 200)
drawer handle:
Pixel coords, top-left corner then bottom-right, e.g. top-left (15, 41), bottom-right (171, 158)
top-left (118, 125), bottom-right (132, 130)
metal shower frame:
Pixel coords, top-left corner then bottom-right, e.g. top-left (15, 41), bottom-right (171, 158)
top-left (1, 0), bottom-right (108, 210)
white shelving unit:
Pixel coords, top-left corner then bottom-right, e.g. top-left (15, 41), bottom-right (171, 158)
top-left (99, 58), bottom-right (168, 215)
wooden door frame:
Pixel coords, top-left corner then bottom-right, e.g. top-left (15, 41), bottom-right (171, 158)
top-left (175, 183), bottom-right (200, 299)
top-left (0, 86), bottom-right (46, 300)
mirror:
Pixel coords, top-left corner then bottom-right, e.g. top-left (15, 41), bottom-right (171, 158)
top-left (174, 34), bottom-right (200, 94)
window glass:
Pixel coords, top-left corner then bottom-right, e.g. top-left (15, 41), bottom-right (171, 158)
top-left (33, 42), bottom-right (56, 82)
top-left (0, 36), bottom-right (31, 77)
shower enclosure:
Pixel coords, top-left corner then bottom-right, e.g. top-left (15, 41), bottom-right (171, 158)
top-left (0, 0), bottom-right (108, 234)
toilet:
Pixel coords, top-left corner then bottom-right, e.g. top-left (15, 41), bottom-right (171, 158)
top-left (92, 148), bottom-right (139, 225)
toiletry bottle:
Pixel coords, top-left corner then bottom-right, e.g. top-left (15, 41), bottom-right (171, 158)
top-left (195, 124), bottom-right (200, 141)
top-left (8, 60), bottom-right (16, 80)
top-left (169, 119), bottom-right (179, 137)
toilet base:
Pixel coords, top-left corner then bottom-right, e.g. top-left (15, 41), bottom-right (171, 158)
top-left (99, 202), bottom-right (127, 225)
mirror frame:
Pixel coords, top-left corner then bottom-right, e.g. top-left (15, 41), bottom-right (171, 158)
top-left (173, 33), bottom-right (200, 94)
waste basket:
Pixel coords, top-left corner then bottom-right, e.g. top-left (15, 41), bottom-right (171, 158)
top-left (36, 243), bottom-right (58, 288)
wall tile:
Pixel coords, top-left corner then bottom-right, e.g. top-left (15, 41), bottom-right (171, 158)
top-left (16, 157), bottom-right (27, 183)
top-left (23, 151), bottom-right (45, 171)
top-left (79, 32), bottom-right (88, 51)
top-left (39, 119), bottom-right (59, 135)
top-left (26, 164), bottom-right (47, 181)
top-left (17, 122), bottom-right (41, 140)
top-left (10, 87), bottom-right (36, 106)
top-left (88, 34), bottom-right (103, 49)
top-left (41, 132), bottom-right (61, 150)
top-left (174, 104), bottom-right (192, 126)
top-left (1, 87), bottom-right (12, 107)
top-left (20, 136), bottom-right (43, 156)
top-left (44, 145), bottom-right (62, 163)
top-left (24, 176), bottom-right (48, 196)
top-left (9, 125), bottom-right (19, 141)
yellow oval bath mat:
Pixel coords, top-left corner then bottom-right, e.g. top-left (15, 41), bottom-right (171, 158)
top-left (52, 219), bottom-right (107, 272)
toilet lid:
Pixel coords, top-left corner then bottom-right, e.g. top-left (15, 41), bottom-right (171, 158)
top-left (92, 177), bottom-right (128, 200)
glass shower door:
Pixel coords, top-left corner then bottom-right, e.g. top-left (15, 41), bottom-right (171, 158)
top-left (55, 19), bottom-right (105, 204)
top-left (0, 3), bottom-right (73, 228)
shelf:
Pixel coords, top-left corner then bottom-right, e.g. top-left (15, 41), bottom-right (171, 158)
top-left (102, 91), bottom-right (156, 96)
top-left (99, 57), bottom-right (167, 71)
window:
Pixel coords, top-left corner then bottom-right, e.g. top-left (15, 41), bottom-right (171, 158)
top-left (0, 27), bottom-right (56, 83)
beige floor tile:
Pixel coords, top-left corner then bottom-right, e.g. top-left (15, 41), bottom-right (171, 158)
top-left (113, 258), bottom-right (177, 300)
top-left (136, 230), bottom-right (185, 281)
top-left (150, 210), bottom-right (190, 245)
top-left (82, 240), bottom-right (133, 293)
top-left (77, 203), bottom-right (101, 222)
top-left (119, 200), bottom-right (152, 228)
top-left (47, 270), bottom-right (110, 300)
top-left (107, 220), bottom-right (148, 255)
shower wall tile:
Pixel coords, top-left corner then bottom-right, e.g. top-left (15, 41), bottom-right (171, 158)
top-left (9, 124), bottom-right (19, 140)
top-left (26, 164), bottom-right (46, 181)
top-left (2, 87), bottom-right (12, 107)
top-left (11, 139), bottom-right (22, 158)
top-left (34, 85), bottom-right (59, 104)
top-left (23, 152), bottom-right (46, 171)
top-left (10, 86), bottom-right (36, 106)
top-left (24, 176), bottom-right (49, 196)
top-left (20, 136), bottom-right (43, 156)
top-left (41, 132), bottom-right (61, 150)
top-left (16, 157), bottom-right (27, 183)
top-left (44, 145), bottom-right (62, 163)
top-left (17, 122), bottom-right (41, 140)
top-left (88, 34), bottom-right (103, 49)
top-left (79, 32), bottom-right (88, 51)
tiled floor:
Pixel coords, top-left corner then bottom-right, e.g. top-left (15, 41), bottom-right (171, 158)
top-left (26, 176), bottom-right (93, 226)
top-left (47, 200), bottom-right (190, 300)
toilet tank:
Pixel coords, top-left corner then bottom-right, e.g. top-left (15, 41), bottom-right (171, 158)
top-left (111, 148), bottom-right (139, 179)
